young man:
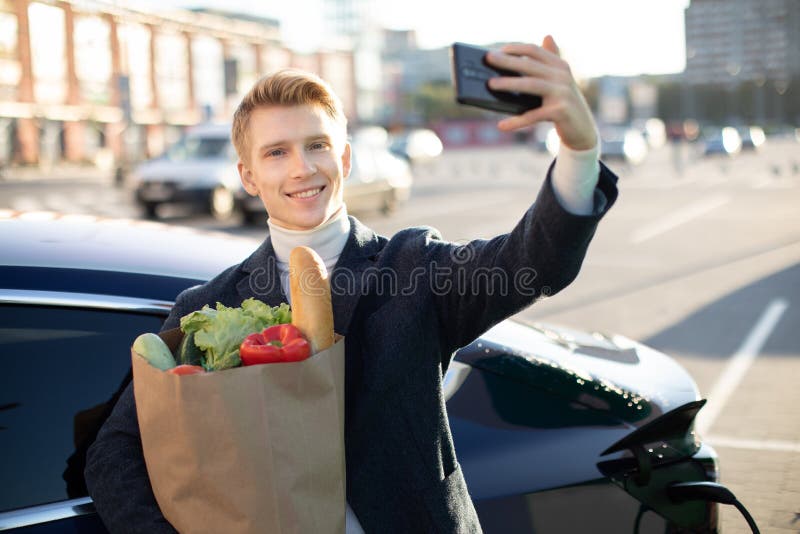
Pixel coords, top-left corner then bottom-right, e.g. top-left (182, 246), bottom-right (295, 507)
top-left (86, 36), bottom-right (618, 532)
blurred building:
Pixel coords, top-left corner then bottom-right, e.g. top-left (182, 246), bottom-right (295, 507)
top-left (323, 0), bottom-right (382, 124)
top-left (682, 0), bottom-right (800, 124)
top-left (381, 29), bottom-right (450, 126)
top-left (685, 0), bottom-right (800, 86)
top-left (325, 0), bottom-right (370, 39)
top-left (0, 0), bottom-right (355, 167)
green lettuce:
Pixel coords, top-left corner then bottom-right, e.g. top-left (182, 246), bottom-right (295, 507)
top-left (179, 298), bottom-right (291, 371)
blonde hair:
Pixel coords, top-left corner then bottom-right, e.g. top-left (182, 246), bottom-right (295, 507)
top-left (231, 69), bottom-right (347, 164)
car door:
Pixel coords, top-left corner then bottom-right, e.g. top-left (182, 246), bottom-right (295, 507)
top-left (0, 294), bottom-right (170, 532)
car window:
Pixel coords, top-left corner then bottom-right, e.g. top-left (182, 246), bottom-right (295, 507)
top-left (0, 305), bottom-right (165, 512)
top-left (166, 136), bottom-right (230, 160)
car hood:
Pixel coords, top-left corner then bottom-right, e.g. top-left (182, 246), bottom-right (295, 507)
top-left (0, 214), bottom-right (261, 283)
top-left (454, 319), bottom-right (700, 429)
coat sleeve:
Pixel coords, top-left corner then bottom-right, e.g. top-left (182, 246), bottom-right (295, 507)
top-left (83, 289), bottom-right (201, 533)
top-left (426, 161), bottom-right (618, 358)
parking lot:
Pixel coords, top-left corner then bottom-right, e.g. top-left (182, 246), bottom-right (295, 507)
top-left (395, 139), bottom-right (800, 534)
top-left (2, 136), bottom-right (799, 532)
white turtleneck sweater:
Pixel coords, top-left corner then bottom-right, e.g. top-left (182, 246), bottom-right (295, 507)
top-left (268, 205), bottom-right (352, 305)
top-left (264, 142), bottom-right (599, 533)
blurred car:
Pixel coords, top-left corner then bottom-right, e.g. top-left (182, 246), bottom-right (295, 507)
top-left (631, 118), bottom-right (667, 148)
top-left (351, 125), bottom-right (389, 147)
top-left (737, 125), bottom-right (766, 151)
top-left (540, 126), bottom-right (649, 166)
top-left (530, 123), bottom-right (557, 154)
top-left (133, 124), bottom-right (412, 225)
top-left (702, 126), bottom-right (742, 156)
top-left (344, 141), bottom-right (412, 215)
top-left (0, 212), bottom-right (747, 533)
top-left (388, 128), bottom-right (443, 164)
top-left (542, 125), bottom-right (562, 157)
top-left (599, 127), bottom-right (649, 165)
top-left (131, 123), bottom-right (242, 221)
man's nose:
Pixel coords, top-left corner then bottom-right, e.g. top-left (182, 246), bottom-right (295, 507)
top-left (289, 151), bottom-right (317, 179)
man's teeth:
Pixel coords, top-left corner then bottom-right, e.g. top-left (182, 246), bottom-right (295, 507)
top-left (291, 188), bottom-right (321, 199)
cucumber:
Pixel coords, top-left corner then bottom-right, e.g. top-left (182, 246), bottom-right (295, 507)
top-left (133, 333), bottom-right (176, 370)
top-left (177, 331), bottom-right (204, 367)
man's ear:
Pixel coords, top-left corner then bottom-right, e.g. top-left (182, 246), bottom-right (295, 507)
top-left (341, 142), bottom-right (352, 179)
top-left (238, 160), bottom-right (258, 196)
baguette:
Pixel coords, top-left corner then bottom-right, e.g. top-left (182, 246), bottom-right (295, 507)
top-left (289, 246), bottom-right (335, 353)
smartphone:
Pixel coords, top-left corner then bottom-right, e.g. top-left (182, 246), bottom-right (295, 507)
top-left (450, 42), bottom-right (543, 115)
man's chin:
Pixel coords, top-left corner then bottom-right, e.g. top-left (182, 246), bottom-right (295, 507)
top-left (270, 214), bottom-right (327, 232)
top-left (270, 201), bottom-right (342, 231)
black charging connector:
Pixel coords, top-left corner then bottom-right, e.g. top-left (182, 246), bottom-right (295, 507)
top-left (667, 481), bottom-right (760, 534)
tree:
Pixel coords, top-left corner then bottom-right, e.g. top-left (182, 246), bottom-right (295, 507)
top-left (409, 80), bottom-right (489, 123)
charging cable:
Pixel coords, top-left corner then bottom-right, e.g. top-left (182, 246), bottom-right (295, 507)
top-left (666, 481), bottom-right (759, 534)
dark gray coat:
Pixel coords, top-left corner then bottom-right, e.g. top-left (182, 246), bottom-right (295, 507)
top-left (85, 166), bottom-right (618, 533)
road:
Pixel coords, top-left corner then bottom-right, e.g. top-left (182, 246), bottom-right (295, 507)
top-left (2, 138), bottom-right (799, 532)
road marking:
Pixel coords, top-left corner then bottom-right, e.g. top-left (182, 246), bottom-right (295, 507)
top-left (707, 435), bottom-right (800, 453)
top-left (695, 298), bottom-right (790, 435)
top-left (630, 194), bottom-right (730, 244)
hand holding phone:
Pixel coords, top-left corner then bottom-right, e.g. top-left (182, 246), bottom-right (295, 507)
top-left (458, 36), bottom-right (598, 151)
top-left (450, 42), bottom-right (543, 115)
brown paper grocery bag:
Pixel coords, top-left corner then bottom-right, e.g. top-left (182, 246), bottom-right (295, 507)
top-left (132, 328), bottom-right (346, 534)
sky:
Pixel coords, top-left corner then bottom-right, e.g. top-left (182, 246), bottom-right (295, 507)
top-left (138, 0), bottom-right (690, 79)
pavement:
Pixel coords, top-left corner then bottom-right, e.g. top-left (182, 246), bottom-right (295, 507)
top-left (1, 162), bottom-right (114, 183)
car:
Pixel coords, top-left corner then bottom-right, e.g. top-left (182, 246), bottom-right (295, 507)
top-left (343, 141), bottom-right (412, 215)
top-left (131, 124), bottom-right (412, 224)
top-left (599, 127), bottom-right (649, 165)
top-left (534, 125), bottom-right (562, 157)
top-left (388, 128), bottom-right (443, 164)
top-left (538, 126), bottom-right (650, 167)
top-left (130, 123), bottom-right (243, 222)
top-left (737, 125), bottom-right (766, 151)
top-left (631, 118), bottom-right (667, 149)
top-left (702, 126), bottom-right (743, 156)
top-left (1, 212), bottom-right (755, 533)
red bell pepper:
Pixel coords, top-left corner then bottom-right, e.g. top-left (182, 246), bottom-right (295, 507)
top-left (240, 324), bottom-right (311, 365)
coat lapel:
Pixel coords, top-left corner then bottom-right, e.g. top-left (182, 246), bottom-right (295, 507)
top-left (236, 216), bottom-right (384, 336)
top-left (236, 233), bottom-right (287, 306)
top-left (331, 217), bottom-right (383, 336)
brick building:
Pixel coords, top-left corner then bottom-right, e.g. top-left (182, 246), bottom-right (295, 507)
top-left (0, 0), bottom-right (356, 167)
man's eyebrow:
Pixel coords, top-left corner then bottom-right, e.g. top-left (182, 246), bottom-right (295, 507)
top-left (257, 134), bottom-right (333, 152)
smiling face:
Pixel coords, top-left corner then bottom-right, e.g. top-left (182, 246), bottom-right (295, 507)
top-left (237, 104), bottom-right (351, 231)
